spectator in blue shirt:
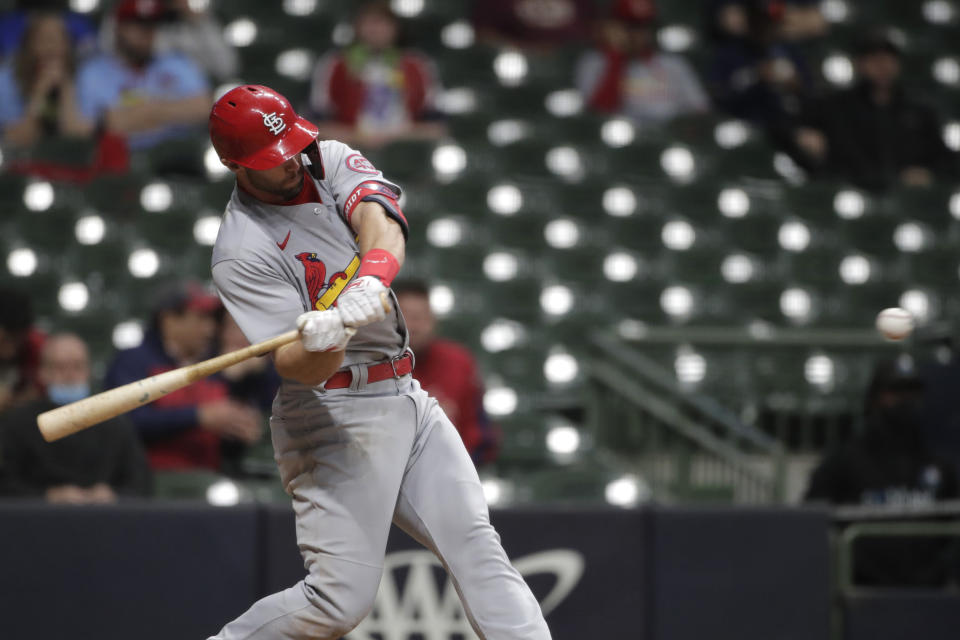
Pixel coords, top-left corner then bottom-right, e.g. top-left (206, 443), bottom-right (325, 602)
top-left (0, 12), bottom-right (93, 147)
top-left (76, 0), bottom-right (211, 150)
top-left (103, 281), bottom-right (261, 472)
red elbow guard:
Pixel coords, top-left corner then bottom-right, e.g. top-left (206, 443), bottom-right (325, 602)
top-left (344, 182), bottom-right (408, 239)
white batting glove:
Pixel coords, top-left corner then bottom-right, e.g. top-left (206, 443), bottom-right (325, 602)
top-left (296, 309), bottom-right (355, 352)
top-left (336, 275), bottom-right (388, 328)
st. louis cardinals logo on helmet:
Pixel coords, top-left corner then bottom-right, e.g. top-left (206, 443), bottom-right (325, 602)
top-left (296, 252), bottom-right (361, 311)
top-left (262, 111), bottom-right (286, 135)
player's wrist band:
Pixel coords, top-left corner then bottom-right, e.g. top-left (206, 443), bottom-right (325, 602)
top-left (357, 249), bottom-right (400, 287)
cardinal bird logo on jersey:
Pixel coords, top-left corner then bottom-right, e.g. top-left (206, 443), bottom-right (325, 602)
top-left (295, 252), bottom-right (362, 310)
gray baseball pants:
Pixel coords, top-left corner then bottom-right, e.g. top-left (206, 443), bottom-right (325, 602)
top-left (208, 373), bottom-right (551, 640)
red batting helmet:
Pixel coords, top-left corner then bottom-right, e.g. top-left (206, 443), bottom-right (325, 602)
top-left (209, 85), bottom-right (319, 171)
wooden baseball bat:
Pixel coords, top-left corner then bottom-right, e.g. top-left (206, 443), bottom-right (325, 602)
top-left (37, 329), bottom-right (300, 443)
top-left (37, 293), bottom-right (391, 442)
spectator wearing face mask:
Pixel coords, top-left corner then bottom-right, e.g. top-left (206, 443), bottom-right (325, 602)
top-left (0, 333), bottom-right (150, 503)
top-left (806, 356), bottom-right (959, 586)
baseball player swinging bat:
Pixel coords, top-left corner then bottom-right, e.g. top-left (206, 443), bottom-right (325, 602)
top-left (36, 295), bottom-right (390, 443)
top-left (44, 84), bottom-right (552, 640)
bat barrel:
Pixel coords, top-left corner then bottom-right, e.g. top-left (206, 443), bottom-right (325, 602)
top-left (37, 329), bottom-right (299, 442)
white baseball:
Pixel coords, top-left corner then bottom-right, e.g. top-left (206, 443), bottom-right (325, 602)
top-left (876, 307), bottom-right (914, 340)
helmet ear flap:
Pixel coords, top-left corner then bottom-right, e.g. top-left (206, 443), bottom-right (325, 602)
top-left (302, 140), bottom-right (324, 180)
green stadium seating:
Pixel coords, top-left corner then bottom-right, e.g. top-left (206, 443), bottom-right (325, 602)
top-left (0, 0), bottom-right (956, 497)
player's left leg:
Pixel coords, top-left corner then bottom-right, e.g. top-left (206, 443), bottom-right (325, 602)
top-left (392, 383), bottom-right (552, 640)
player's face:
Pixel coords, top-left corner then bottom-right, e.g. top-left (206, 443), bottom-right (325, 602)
top-left (242, 156), bottom-right (305, 202)
top-left (396, 292), bottom-right (435, 354)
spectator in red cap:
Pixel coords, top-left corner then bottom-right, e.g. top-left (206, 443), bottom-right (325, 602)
top-left (75, 0), bottom-right (211, 150)
top-left (103, 281), bottom-right (261, 471)
top-left (473, 0), bottom-right (595, 50)
top-left (577, 0), bottom-right (709, 125)
top-left (99, 0), bottom-right (238, 82)
top-left (309, 0), bottom-right (446, 150)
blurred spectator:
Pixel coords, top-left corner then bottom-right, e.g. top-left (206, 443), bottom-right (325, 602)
top-left (395, 281), bottom-right (499, 466)
top-left (707, 0), bottom-right (813, 130)
top-left (577, 0), bottom-right (709, 126)
top-left (99, 0), bottom-right (238, 82)
top-left (0, 12), bottom-right (94, 147)
top-left (919, 342), bottom-right (960, 484)
top-left (309, 1), bottom-right (445, 150)
top-left (0, 334), bottom-right (150, 503)
top-left (473, 0), bottom-right (595, 50)
top-left (217, 313), bottom-right (280, 476)
top-left (76, 0), bottom-right (211, 150)
top-left (707, 0), bottom-right (827, 44)
top-left (793, 29), bottom-right (959, 191)
top-left (0, 287), bottom-right (45, 414)
top-left (0, 0), bottom-right (96, 59)
top-left (806, 356), bottom-right (959, 586)
top-left (103, 282), bottom-right (261, 471)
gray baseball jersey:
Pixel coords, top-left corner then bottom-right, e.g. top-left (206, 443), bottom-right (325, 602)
top-left (207, 141), bottom-right (551, 640)
top-left (212, 139), bottom-right (404, 369)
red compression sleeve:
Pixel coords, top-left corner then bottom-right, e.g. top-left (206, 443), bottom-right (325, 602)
top-left (357, 249), bottom-right (400, 287)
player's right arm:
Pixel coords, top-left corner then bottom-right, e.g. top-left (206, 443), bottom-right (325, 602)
top-left (273, 338), bottom-right (344, 387)
top-left (212, 258), bottom-right (345, 387)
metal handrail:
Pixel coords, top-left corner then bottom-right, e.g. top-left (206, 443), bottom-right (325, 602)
top-left (588, 363), bottom-right (776, 488)
top-left (585, 331), bottom-right (787, 501)
top-left (612, 324), bottom-right (901, 347)
top-left (591, 332), bottom-right (781, 452)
